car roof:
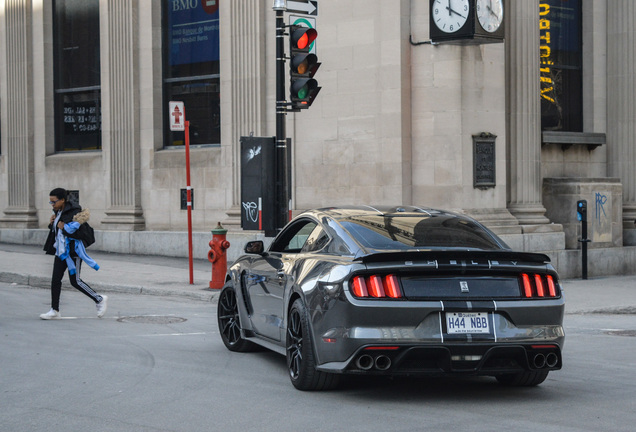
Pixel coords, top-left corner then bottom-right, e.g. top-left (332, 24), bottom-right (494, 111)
top-left (291, 205), bottom-right (510, 255)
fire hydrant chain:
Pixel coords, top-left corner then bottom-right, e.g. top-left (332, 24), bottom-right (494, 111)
top-left (208, 222), bottom-right (230, 289)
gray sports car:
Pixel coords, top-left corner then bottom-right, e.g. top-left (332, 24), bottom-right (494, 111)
top-left (217, 206), bottom-right (564, 390)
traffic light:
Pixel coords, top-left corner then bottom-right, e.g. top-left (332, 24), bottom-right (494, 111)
top-left (289, 25), bottom-right (321, 109)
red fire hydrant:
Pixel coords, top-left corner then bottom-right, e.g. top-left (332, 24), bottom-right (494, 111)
top-left (208, 222), bottom-right (230, 289)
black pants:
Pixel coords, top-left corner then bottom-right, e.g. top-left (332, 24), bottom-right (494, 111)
top-left (50, 255), bottom-right (102, 311)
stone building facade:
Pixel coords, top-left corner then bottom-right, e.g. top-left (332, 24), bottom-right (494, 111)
top-left (0, 0), bottom-right (635, 278)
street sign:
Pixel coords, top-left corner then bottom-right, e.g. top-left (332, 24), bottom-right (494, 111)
top-left (169, 101), bottom-right (185, 132)
top-left (287, 0), bottom-right (317, 16)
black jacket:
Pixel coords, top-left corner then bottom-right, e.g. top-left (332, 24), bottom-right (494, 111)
top-left (43, 201), bottom-right (82, 255)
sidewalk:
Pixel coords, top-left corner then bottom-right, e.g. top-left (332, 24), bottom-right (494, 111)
top-left (1, 243), bottom-right (635, 313)
top-left (0, 243), bottom-right (218, 302)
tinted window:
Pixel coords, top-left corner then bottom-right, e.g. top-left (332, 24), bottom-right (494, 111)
top-left (339, 215), bottom-right (502, 251)
top-left (53, 0), bottom-right (101, 151)
top-left (301, 226), bottom-right (329, 253)
top-left (540, 0), bottom-right (582, 132)
top-left (162, 1), bottom-right (220, 147)
top-left (270, 220), bottom-right (318, 253)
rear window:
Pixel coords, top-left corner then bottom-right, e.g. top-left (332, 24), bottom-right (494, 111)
top-left (339, 215), bottom-right (502, 251)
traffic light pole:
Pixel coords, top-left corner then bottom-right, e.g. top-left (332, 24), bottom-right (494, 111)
top-left (275, 8), bottom-right (289, 232)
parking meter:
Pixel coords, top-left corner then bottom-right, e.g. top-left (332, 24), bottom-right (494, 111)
top-left (577, 200), bottom-right (589, 279)
top-left (577, 200), bottom-right (587, 222)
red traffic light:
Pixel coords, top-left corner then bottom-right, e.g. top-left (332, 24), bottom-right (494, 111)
top-left (290, 26), bottom-right (317, 51)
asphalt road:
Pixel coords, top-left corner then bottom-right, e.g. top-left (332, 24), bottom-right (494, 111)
top-left (2, 283), bottom-right (636, 432)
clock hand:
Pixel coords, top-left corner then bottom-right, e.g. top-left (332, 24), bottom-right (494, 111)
top-left (446, 6), bottom-right (466, 19)
top-left (447, 0), bottom-right (452, 16)
top-left (486, 4), bottom-right (500, 20)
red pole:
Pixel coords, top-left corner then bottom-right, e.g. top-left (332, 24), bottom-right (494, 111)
top-left (185, 120), bottom-right (194, 284)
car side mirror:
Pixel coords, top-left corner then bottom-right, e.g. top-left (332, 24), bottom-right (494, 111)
top-left (245, 240), bottom-right (265, 255)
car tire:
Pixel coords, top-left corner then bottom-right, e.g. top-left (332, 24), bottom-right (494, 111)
top-left (286, 299), bottom-right (340, 391)
top-left (495, 370), bottom-right (549, 386)
top-left (217, 282), bottom-right (258, 352)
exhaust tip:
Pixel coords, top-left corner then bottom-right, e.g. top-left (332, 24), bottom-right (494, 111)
top-left (545, 352), bottom-right (559, 368)
top-left (356, 354), bottom-right (374, 371)
top-left (374, 355), bottom-right (392, 371)
top-left (533, 353), bottom-right (546, 369)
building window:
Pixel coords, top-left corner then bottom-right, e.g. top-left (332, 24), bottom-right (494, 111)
top-left (53, 0), bottom-right (102, 151)
top-left (539, 0), bottom-right (582, 132)
top-left (162, 0), bottom-right (220, 147)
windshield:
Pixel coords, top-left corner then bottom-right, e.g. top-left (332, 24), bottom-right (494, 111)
top-left (338, 214), bottom-right (503, 251)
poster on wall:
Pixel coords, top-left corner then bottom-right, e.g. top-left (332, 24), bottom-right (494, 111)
top-left (167, 0), bottom-right (220, 66)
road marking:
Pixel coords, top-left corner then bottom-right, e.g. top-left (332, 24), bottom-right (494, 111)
top-left (137, 332), bottom-right (209, 337)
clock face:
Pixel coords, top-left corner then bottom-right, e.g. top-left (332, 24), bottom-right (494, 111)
top-left (431, 0), bottom-right (470, 33)
top-left (476, 0), bottom-right (504, 33)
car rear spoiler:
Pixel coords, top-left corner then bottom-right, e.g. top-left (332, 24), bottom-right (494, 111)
top-left (354, 250), bottom-right (552, 264)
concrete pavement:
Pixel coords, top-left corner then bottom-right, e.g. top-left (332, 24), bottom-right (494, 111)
top-left (1, 242), bottom-right (635, 314)
top-left (0, 243), bottom-right (218, 302)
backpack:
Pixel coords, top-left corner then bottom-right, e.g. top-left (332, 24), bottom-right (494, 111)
top-left (70, 208), bottom-right (95, 248)
top-left (77, 222), bottom-right (96, 248)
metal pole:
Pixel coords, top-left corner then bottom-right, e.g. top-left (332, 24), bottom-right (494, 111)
top-left (581, 219), bottom-right (588, 280)
top-left (185, 120), bottom-right (194, 284)
top-left (275, 9), bottom-right (289, 231)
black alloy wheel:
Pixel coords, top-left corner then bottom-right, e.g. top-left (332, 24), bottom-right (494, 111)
top-left (286, 298), bottom-right (340, 391)
top-left (217, 282), bottom-right (256, 352)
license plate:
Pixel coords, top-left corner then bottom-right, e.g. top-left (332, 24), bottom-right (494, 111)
top-left (446, 312), bottom-right (490, 334)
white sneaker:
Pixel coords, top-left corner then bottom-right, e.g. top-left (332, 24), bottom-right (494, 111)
top-left (96, 295), bottom-right (108, 318)
top-left (40, 309), bottom-right (61, 320)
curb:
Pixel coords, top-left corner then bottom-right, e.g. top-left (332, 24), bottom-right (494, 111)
top-left (0, 272), bottom-right (219, 303)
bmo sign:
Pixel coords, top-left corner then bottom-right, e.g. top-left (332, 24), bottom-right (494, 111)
top-left (172, 0), bottom-right (219, 15)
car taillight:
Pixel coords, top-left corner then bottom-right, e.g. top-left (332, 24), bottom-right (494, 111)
top-left (352, 276), bottom-right (368, 297)
top-left (520, 273), bottom-right (560, 298)
top-left (352, 274), bottom-right (403, 299)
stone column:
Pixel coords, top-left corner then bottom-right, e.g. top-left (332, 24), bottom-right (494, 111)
top-left (607, 1), bottom-right (636, 245)
top-left (505, 0), bottom-right (551, 226)
top-left (221, 0), bottom-right (267, 228)
top-left (0, 0), bottom-right (38, 228)
top-left (100, 0), bottom-right (145, 230)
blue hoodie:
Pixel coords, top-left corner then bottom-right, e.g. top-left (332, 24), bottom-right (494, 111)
top-left (56, 221), bottom-right (100, 275)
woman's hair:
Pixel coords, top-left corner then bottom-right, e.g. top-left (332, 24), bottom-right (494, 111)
top-left (49, 188), bottom-right (68, 200)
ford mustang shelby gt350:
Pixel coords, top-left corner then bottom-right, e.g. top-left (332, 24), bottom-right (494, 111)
top-left (217, 206), bottom-right (564, 390)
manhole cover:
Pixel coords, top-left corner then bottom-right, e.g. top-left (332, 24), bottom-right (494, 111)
top-left (117, 315), bottom-right (187, 324)
top-left (605, 330), bottom-right (636, 337)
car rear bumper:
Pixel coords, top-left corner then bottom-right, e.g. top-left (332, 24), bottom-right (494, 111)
top-left (317, 342), bottom-right (563, 376)
top-left (311, 299), bottom-right (565, 375)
